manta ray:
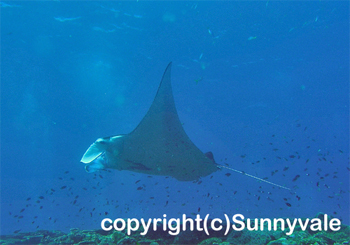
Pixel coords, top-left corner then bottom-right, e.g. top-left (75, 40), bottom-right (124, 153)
top-left (81, 63), bottom-right (290, 189)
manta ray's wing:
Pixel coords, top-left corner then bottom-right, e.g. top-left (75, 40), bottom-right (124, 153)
top-left (116, 63), bottom-right (218, 181)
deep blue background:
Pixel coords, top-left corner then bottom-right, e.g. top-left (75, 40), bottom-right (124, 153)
top-left (1, 1), bottom-right (349, 235)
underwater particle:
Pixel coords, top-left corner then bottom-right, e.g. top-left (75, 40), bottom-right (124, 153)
top-left (162, 12), bottom-right (176, 22)
top-left (195, 76), bottom-right (203, 84)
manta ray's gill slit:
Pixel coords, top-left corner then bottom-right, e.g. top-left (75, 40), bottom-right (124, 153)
top-left (217, 164), bottom-right (291, 191)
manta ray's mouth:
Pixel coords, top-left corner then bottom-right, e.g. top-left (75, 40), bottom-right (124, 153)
top-left (85, 152), bottom-right (108, 173)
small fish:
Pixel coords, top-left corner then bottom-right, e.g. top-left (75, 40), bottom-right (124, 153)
top-left (60, 186), bottom-right (67, 189)
top-left (137, 187), bottom-right (143, 190)
top-left (292, 175), bottom-right (300, 182)
top-left (285, 203), bottom-right (291, 207)
top-left (225, 173), bottom-right (231, 177)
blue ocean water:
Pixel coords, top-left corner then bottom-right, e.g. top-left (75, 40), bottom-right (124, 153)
top-left (1, 0), bottom-right (349, 236)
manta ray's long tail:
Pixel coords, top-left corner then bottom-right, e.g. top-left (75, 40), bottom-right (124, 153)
top-left (217, 164), bottom-right (291, 191)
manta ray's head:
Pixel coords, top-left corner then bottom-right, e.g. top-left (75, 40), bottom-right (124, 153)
top-left (80, 135), bottom-right (124, 173)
